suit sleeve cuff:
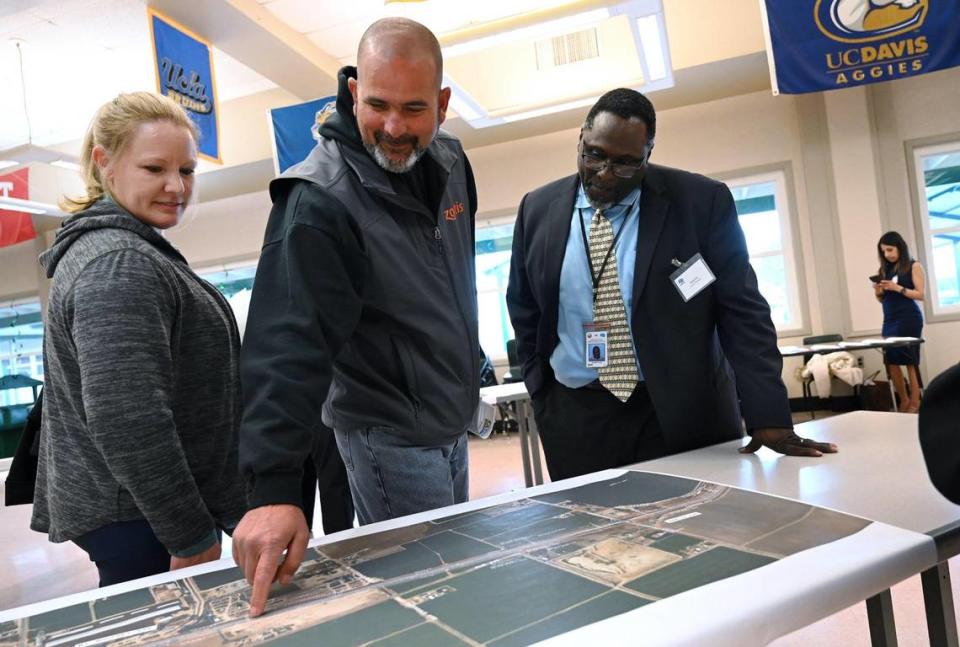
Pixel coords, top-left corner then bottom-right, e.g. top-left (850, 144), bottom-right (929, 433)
top-left (746, 425), bottom-right (794, 435)
top-left (247, 471), bottom-right (304, 510)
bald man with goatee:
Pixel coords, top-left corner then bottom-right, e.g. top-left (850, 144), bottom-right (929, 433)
top-left (233, 18), bottom-right (480, 615)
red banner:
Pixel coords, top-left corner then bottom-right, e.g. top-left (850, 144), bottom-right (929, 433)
top-left (0, 168), bottom-right (36, 248)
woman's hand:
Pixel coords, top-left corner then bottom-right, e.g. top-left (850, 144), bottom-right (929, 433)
top-left (878, 280), bottom-right (901, 292)
top-left (873, 282), bottom-right (884, 297)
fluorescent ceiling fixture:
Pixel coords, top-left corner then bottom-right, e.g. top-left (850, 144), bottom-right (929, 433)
top-left (51, 159), bottom-right (81, 172)
top-left (445, 81), bottom-right (486, 122)
top-left (0, 196), bottom-right (65, 216)
top-left (635, 15), bottom-right (668, 81)
top-left (438, 0), bottom-right (674, 128)
top-left (501, 96), bottom-right (598, 123)
top-left (0, 161), bottom-right (19, 170)
top-left (442, 9), bottom-right (611, 58)
top-left (0, 144), bottom-right (80, 166)
top-left (448, 96), bottom-right (483, 122)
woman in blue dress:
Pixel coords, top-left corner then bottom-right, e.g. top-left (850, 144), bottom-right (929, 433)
top-left (874, 231), bottom-right (926, 413)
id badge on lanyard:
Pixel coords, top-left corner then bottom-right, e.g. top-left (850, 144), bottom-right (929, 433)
top-left (583, 322), bottom-right (609, 368)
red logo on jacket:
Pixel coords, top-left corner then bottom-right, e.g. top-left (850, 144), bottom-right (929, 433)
top-left (444, 201), bottom-right (465, 221)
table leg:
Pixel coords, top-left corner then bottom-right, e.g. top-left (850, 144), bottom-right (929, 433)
top-left (866, 589), bottom-right (898, 647)
top-left (887, 379), bottom-right (898, 412)
top-left (517, 403), bottom-right (533, 488)
top-left (921, 562), bottom-right (959, 647)
top-left (878, 349), bottom-right (898, 412)
top-left (526, 406), bottom-right (544, 486)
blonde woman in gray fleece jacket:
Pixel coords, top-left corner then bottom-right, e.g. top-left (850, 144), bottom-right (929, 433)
top-left (32, 92), bottom-right (246, 586)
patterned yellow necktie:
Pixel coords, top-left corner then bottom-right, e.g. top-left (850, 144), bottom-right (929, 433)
top-left (589, 208), bottom-right (639, 402)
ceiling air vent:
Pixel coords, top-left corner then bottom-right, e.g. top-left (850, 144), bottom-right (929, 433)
top-left (535, 28), bottom-right (599, 70)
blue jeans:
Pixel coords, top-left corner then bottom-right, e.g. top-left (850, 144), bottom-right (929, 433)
top-left (334, 427), bottom-right (469, 525)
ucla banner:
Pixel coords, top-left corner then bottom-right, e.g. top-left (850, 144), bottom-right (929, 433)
top-left (268, 97), bottom-right (337, 174)
top-left (148, 8), bottom-right (221, 162)
top-left (761, 0), bottom-right (960, 94)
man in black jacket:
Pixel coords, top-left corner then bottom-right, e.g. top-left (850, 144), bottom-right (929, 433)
top-left (506, 88), bottom-right (836, 480)
top-left (234, 18), bottom-right (479, 616)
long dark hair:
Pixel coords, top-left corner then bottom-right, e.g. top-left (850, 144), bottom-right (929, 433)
top-left (877, 231), bottom-right (913, 277)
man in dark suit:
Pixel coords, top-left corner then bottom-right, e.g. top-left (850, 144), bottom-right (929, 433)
top-left (919, 363), bottom-right (960, 504)
top-left (506, 88), bottom-right (837, 480)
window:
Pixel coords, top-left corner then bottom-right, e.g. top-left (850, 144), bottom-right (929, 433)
top-left (728, 171), bottom-right (805, 334)
top-left (195, 262), bottom-right (258, 338)
top-left (195, 232), bottom-right (523, 361)
top-left (476, 220), bottom-right (515, 360)
top-left (913, 142), bottom-right (960, 316)
top-left (0, 298), bottom-right (44, 406)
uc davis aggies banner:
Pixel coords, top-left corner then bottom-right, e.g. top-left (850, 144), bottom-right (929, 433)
top-left (0, 168), bottom-right (36, 248)
top-left (268, 97), bottom-right (336, 175)
top-left (761, 0), bottom-right (960, 94)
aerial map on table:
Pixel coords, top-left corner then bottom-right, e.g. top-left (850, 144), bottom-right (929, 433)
top-left (1, 471), bottom-right (872, 646)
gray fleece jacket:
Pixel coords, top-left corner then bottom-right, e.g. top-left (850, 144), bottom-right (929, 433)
top-left (31, 199), bottom-right (246, 556)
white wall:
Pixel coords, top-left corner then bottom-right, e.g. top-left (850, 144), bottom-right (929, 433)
top-left (823, 87), bottom-right (886, 335)
top-left (0, 240), bottom-right (43, 301)
top-left (164, 191), bottom-right (272, 269)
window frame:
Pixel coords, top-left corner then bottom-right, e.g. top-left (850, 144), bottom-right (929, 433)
top-left (475, 213), bottom-right (518, 362)
top-left (720, 166), bottom-right (810, 338)
top-left (193, 258), bottom-right (260, 293)
top-left (908, 136), bottom-right (960, 322)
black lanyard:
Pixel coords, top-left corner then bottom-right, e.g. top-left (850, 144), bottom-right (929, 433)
top-left (578, 200), bottom-right (637, 301)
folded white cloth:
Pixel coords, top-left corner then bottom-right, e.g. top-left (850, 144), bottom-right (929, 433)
top-left (470, 398), bottom-right (498, 439)
top-left (802, 351), bottom-right (864, 397)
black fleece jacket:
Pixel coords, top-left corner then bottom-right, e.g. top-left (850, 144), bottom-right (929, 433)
top-left (240, 67), bottom-right (480, 509)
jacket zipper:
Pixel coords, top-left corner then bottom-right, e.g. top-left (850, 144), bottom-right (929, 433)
top-left (434, 221), bottom-right (480, 418)
top-left (370, 188), bottom-right (478, 421)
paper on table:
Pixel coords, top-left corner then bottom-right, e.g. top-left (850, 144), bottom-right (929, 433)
top-left (809, 344), bottom-right (842, 351)
top-left (469, 399), bottom-right (497, 439)
top-left (540, 522), bottom-right (934, 647)
top-left (1, 470), bottom-right (936, 647)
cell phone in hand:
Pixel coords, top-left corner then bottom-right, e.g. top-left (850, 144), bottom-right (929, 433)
top-left (869, 274), bottom-right (881, 283)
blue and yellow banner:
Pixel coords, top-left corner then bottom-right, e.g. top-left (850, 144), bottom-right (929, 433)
top-left (761, 0), bottom-right (960, 94)
top-left (268, 97), bottom-right (337, 175)
top-left (148, 8), bottom-right (221, 163)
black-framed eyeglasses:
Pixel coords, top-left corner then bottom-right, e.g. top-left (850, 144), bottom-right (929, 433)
top-left (579, 150), bottom-right (644, 179)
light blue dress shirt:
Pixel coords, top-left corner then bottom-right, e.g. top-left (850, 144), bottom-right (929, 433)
top-left (550, 184), bottom-right (644, 388)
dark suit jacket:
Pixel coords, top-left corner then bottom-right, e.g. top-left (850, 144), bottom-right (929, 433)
top-left (919, 363), bottom-right (960, 504)
top-left (506, 165), bottom-right (793, 455)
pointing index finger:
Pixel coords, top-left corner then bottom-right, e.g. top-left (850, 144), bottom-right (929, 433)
top-left (249, 550), bottom-right (282, 617)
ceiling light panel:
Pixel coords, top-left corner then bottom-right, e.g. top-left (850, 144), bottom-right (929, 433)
top-left (263, 0), bottom-right (674, 128)
top-left (635, 14), bottom-right (668, 81)
top-left (445, 15), bottom-right (644, 118)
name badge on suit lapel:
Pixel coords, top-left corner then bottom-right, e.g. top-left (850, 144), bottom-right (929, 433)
top-left (670, 253), bottom-right (716, 302)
